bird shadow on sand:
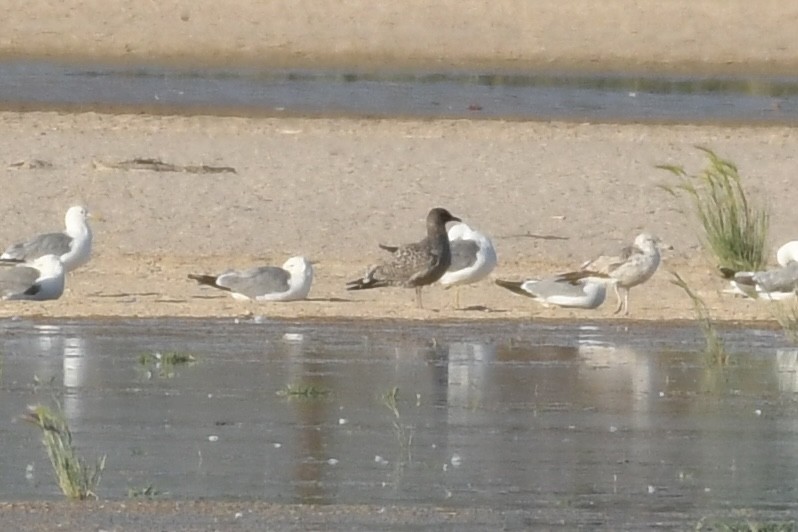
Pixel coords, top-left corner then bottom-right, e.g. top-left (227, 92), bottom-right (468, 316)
top-left (452, 305), bottom-right (507, 313)
top-left (306, 297), bottom-right (355, 303)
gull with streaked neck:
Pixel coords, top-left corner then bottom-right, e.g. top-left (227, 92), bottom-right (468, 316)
top-left (564, 232), bottom-right (665, 315)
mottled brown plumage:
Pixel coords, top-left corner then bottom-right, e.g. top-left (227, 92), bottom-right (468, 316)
top-left (346, 207), bottom-right (461, 308)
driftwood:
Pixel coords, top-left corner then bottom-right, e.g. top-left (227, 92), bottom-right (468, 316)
top-left (92, 158), bottom-right (236, 174)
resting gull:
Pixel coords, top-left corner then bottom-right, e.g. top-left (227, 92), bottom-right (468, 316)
top-left (188, 256), bottom-right (313, 301)
top-left (569, 232), bottom-right (665, 315)
top-left (0, 255), bottom-right (65, 301)
top-left (347, 207), bottom-right (461, 309)
top-left (495, 274), bottom-right (607, 309)
top-left (1, 205), bottom-right (92, 272)
top-left (727, 241), bottom-right (798, 300)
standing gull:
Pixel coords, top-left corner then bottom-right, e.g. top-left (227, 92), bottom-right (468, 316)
top-left (347, 207), bottom-right (461, 309)
top-left (567, 232), bottom-right (664, 315)
top-left (0, 255), bottom-right (65, 301)
top-left (437, 223), bottom-right (497, 309)
top-left (1, 205), bottom-right (92, 272)
top-left (495, 274), bottom-right (607, 309)
top-left (188, 256), bottom-right (313, 301)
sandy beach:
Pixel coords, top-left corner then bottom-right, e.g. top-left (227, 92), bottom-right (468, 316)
top-left (0, 0), bottom-right (796, 325)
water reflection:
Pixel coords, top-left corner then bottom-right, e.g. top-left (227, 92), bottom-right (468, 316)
top-left (1, 319), bottom-right (798, 526)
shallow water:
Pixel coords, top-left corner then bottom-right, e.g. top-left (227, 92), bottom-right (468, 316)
top-left (2, 61), bottom-right (798, 124)
top-left (2, 318), bottom-right (798, 527)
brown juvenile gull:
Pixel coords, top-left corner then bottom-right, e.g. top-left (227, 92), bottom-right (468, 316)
top-left (560, 232), bottom-right (664, 315)
top-left (188, 256), bottom-right (313, 302)
top-left (346, 207), bottom-right (461, 309)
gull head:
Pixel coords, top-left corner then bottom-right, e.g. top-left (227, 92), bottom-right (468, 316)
top-left (65, 205), bottom-right (90, 230)
top-left (447, 222), bottom-right (474, 241)
top-left (427, 208), bottom-right (461, 228)
top-left (634, 232), bottom-right (671, 251)
top-left (283, 256), bottom-right (313, 277)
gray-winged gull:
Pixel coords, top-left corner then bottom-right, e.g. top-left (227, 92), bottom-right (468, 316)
top-left (495, 273), bottom-right (607, 309)
top-left (572, 232), bottom-right (665, 315)
top-left (437, 222), bottom-right (497, 308)
top-left (0, 254), bottom-right (65, 301)
top-left (1, 205), bottom-right (92, 272)
top-left (188, 256), bottom-right (313, 301)
top-left (347, 207), bottom-right (461, 309)
top-left (727, 241), bottom-right (798, 300)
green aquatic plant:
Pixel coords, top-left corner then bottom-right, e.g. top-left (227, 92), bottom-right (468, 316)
top-left (138, 351), bottom-right (196, 378)
top-left (127, 484), bottom-right (165, 499)
top-left (670, 271), bottom-right (728, 365)
top-left (772, 303), bottom-right (798, 345)
top-left (696, 516), bottom-right (795, 531)
top-left (276, 382), bottom-right (331, 399)
top-left (22, 403), bottom-right (106, 500)
top-left (658, 146), bottom-right (769, 276)
top-left (381, 387), bottom-right (414, 464)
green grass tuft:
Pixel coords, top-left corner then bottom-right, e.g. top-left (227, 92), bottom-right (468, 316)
top-left (658, 146), bottom-right (769, 275)
top-left (22, 404), bottom-right (106, 500)
top-left (670, 271), bottom-right (729, 365)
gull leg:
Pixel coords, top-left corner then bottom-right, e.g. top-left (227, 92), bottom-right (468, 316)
top-left (623, 289), bottom-right (630, 316)
top-left (454, 286), bottom-right (461, 310)
top-left (612, 284), bottom-right (623, 314)
top-left (415, 287), bottom-right (423, 309)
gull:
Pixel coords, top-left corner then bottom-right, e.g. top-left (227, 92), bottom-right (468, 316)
top-left (188, 256), bottom-right (313, 301)
top-left (495, 273), bottom-right (607, 309)
top-left (727, 241), bottom-right (798, 300)
top-left (1, 205), bottom-right (93, 272)
top-left (437, 223), bottom-right (497, 309)
top-left (347, 207), bottom-right (461, 309)
top-left (0, 255), bottom-right (65, 301)
top-left (573, 232), bottom-right (664, 315)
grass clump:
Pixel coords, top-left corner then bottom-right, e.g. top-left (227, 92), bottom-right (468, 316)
top-left (22, 404), bottom-right (106, 500)
top-left (670, 272), bottom-right (728, 366)
top-left (658, 146), bottom-right (769, 276)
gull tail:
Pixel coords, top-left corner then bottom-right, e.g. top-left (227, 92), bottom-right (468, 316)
top-left (557, 270), bottom-right (612, 285)
top-left (732, 272), bottom-right (756, 287)
top-left (494, 278), bottom-right (529, 297)
top-left (188, 273), bottom-right (229, 292)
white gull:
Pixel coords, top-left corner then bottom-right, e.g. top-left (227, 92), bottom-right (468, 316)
top-left (1, 205), bottom-right (92, 272)
top-left (495, 273), bottom-right (607, 309)
top-left (0, 255), bottom-right (65, 301)
top-left (437, 222), bottom-right (497, 308)
top-left (188, 256), bottom-right (313, 301)
top-left (728, 241), bottom-right (798, 300)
